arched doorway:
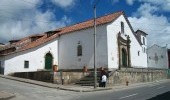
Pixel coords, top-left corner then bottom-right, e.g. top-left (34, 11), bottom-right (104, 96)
top-left (45, 52), bottom-right (53, 70)
top-left (122, 48), bottom-right (127, 67)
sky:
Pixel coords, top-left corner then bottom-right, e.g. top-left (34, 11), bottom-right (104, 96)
top-left (0, 0), bottom-right (170, 48)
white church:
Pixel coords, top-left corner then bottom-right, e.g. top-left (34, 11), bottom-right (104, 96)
top-left (0, 11), bottom-right (147, 75)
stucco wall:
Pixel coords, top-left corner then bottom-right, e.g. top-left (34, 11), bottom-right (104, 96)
top-left (59, 25), bottom-right (108, 69)
top-left (3, 39), bottom-right (58, 75)
top-left (107, 15), bottom-right (147, 69)
top-left (147, 45), bottom-right (168, 69)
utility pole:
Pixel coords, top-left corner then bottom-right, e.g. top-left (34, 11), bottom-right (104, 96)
top-left (93, 5), bottom-right (97, 89)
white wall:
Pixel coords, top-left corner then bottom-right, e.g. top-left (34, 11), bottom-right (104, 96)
top-left (147, 45), bottom-right (168, 69)
top-left (3, 39), bottom-right (58, 75)
top-left (59, 25), bottom-right (108, 69)
top-left (107, 15), bottom-right (147, 69)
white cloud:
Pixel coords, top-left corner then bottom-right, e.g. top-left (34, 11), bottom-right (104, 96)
top-left (112, 0), bottom-right (170, 12)
top-left (128, 3), bottom-right (170, 48)
top-left (111, 0), bottom-right (135, 5)
top-left (51, 0), bottom-right (76, 8)
top-left (133, 3), bottom-right (158, 17)
top-left (139, 0), bottom-right (170, 12)
top-left (0, 0), bottom-right (71, 43)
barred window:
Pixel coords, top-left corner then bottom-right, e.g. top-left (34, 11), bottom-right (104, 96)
top-left (143, 37), bottom-right (145, 45)
top-left (138, 51), bottom-right (140, 56)
top-left (121, 22), bottom-right (124, 34)
top-left (24, 60), bottom-right (29, 68)
top-left (77, 45), bottom-right (82, 56)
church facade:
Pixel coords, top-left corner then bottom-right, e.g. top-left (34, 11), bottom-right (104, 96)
top-left (0, 11), bottom-right (147, 75)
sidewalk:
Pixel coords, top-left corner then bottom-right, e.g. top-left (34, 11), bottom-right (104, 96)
top-left (0, 75), bottom-right (169, 93)
top-left (0, 91), bottom-right (15, 100)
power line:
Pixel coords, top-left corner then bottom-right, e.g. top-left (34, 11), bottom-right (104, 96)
top-left (0, 0), bottom-right (45, 11)
top-left (13, 0), bottom-right (41, 8)
top-left (15, 0), bottom-right (38, 5)
top-left (0, 13), bottom-right (57, 24)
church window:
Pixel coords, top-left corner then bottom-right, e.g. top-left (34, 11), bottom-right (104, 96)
top-left (143, 37), bottom-right (145, 45)
top-left (77, 45), bottom-right (82, 56)
top-left (121, 22), bottom-right (124, 34)
top-left (138, 51), bottom-right (140, 56)
top-left (24, 60), bottom-right (29, 68)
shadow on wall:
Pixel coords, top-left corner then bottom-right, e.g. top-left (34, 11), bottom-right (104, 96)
top-left (12, 71), bottom-right (53, 83)
top-left (147, 91), bottom-right (170, 100)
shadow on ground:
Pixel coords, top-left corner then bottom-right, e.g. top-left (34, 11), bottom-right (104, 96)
top-left (147, 91), bottom-right (170, 100)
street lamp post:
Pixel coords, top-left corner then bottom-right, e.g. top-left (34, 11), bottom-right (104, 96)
top-left (93, 5), bottom-right (97, 89)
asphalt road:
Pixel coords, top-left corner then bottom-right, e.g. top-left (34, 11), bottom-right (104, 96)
top-left (0, 77), bottom-right (170, 100)
top-left (73, 80), bottom-right (170, 100)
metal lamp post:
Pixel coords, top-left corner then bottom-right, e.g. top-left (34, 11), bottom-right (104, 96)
top-left (93, 5), bottom-right (97, 89)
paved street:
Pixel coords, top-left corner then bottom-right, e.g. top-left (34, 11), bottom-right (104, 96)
top-left (0, 77), bottom-right (170, 100)
top-left (72, 80), bottom-right (170, 100)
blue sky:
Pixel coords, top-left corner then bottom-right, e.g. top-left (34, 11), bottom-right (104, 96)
top-left (0, 0), bottom-right (170, 48)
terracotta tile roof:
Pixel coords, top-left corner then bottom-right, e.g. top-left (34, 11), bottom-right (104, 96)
top-left (58, 11), bottom-right (123, 35)
top-left (0, 11), bottom-right (123, 56)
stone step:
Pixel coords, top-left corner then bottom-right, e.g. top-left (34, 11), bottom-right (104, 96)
top-left (75, 75), bottom-right (100, 86)
top-left (75, 70), bottom-right (109, 86)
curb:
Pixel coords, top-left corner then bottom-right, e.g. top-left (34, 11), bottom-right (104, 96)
top-left (82, 87), bottom-right (113, 92)
top-left (58, 87), bottom-right (112, 92)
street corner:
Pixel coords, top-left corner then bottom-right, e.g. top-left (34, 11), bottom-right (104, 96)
top-left (0, 91), bottom-right (16, 100)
